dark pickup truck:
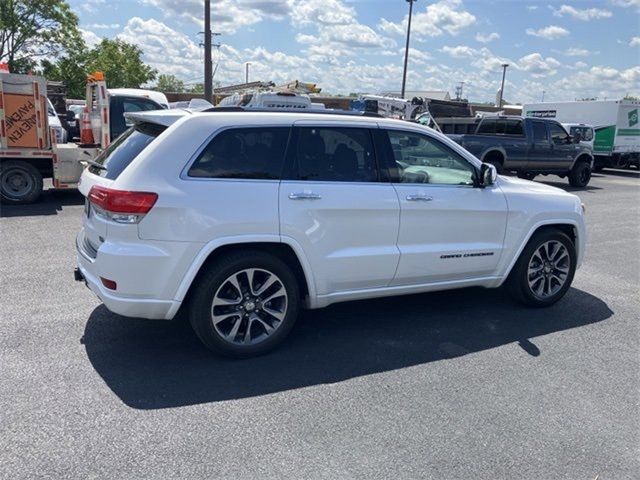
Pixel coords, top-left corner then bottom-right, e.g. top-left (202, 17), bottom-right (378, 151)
top-left (447, 116), bottom-right (594, 187)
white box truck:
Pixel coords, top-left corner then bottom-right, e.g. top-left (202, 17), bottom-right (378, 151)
top-left (523, 100), bottom-right (640, 170)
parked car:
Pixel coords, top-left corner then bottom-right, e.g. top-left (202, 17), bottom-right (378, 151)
top-left (75, 110), bottom-right (586, 357)
top-left (47, 98), bottom-right (67, 144)
top-left (447, 116), bottom-right (594, 187)
top-left (65, 102), bottom-right (86, 140)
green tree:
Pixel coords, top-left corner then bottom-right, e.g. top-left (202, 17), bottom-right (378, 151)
top-left (189, 83), bottom-right (205, 94)
top-left (0, 0), bottom-right (82, 72)
top-left (155, 74), bottom-right (185, 93)
top-left (39, 48), bottom-right (88, 98)
top-left (85, 39), bottom-right (157, 88)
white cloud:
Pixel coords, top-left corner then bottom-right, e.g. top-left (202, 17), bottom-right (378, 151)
top-left (630, 36), bottom-right (640, 46)
top-left (290, 0), bottom-right (355, 25)
top-left (517, 53), bottom-right (562, 77)
top-left (610, 0), bottom-right (640, 7)
top-left (80, 29), bottom-right (102, 48)
top-left (440, 45), bottom-right (477, 58)
top-left (552, 5), bottom-right (612, 20)
top-left (141, 0), bottom-right (292, 33)
top-left (562, 47), bottom-right (590, 56)
top-left (86, 23), bottom-right (120, 29)
top-left (574, 61), bottom-right (588, 69)
top-left (475, 32), bottom-right (500, 43)
top-left (526, 25), bottom-right (570, 39)
top-left (379, 0), bottom-right (476, 39)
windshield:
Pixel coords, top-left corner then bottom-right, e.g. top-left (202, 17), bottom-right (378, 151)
top-left (88, 123), bottom-right (165, 179)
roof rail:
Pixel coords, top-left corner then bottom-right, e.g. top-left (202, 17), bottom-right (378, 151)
top-left (201, 106), bottom-right (383, 118)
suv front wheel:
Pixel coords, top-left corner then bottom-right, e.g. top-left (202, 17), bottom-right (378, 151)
top-left (189, 251), bottom-right (300, 357)
top-left (507, 229), bottom-right (576, 307)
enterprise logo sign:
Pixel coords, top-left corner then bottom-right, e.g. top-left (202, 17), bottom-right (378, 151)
top-left (526, 110), bottom-right (557, 118)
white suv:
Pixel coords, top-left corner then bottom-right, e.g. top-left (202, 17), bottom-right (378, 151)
top-left (75, 110), bottom-right (586, 357)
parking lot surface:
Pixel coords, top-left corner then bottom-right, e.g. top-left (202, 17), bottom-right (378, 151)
top-left (1, 171), bottom-right (639, 479)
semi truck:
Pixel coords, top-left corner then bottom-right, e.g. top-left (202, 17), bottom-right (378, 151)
top-left (522, 100), bottom-right (640, 170)
top-left (0, 71), bottom-right (167, 204)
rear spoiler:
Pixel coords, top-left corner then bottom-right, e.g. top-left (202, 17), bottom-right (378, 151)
top-left (124, 109), bottom-right (192, 127)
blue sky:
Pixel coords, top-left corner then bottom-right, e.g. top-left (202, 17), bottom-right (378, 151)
top-left (68, 0), bottom-right (640, 103)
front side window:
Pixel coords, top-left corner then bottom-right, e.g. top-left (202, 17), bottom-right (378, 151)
top-left (570, 126), bottom-right (593, 142)
top-left (386, 130), bottom-right (475, 186)
top-left (188, 127), bottom-right (289, 180)
top-left (549, 123), bottom-right (570, 144)
top-left (292, 127), bottom-right (378, 182)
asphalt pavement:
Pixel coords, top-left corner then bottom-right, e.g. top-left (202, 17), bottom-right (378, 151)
top-left (1, 171), bottom-right (638, 479)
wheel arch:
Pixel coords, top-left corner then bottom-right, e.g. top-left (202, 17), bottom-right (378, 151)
top-left (173, 235), bottom-right (317, 311)
top-left (500, 220), bottom-right (580, 285)
top-left (481, 148), bottom-right (506, 165)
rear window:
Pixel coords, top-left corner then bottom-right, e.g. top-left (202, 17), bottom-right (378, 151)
top-left (477, 118), bottom-right (523, 136)
top-left (187, 127), bottom-right (290, 179)
top-left (88, 123), bottom-right (164, 179)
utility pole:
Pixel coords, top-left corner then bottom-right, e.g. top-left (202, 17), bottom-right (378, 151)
top-left (541, 90), bottom-right (545, 102)
top-left (245, 62), bottom-right (251, 84)
top-left (455, 81), bottom-right (465, 101)
top-left (401, 0), bottom-right (417, 99)
top-left (498, 63), bottom-right (509, 107)
top-left (203, 0), bottom-right (212, 103)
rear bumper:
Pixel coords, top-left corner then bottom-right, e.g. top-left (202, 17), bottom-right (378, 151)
top-left (75, 230), bottom-right (182, 320)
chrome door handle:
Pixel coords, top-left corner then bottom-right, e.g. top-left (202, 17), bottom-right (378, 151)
top-left (406, 194), bottom-right (433, 202)
top-left (289, 192), bottom-right (322, 200)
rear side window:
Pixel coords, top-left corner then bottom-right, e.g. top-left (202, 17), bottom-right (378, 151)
top-left (88, 123), bottom-right (164, 179)
top-left (532, 122), bottom-right (548, 142)
top-left (291, 127), bottom-right (378, 182)
top-left (477, 119), bottom-right (497, 135)
top-left (188, 127), bottom-right (289, 179)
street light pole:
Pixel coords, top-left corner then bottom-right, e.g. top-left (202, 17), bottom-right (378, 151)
top-left (498, 63), bottom-right (508, 107)
top-left (401, 0), bottom-right (417, 99)
top-left (204, 0), bottom-right (212, 103)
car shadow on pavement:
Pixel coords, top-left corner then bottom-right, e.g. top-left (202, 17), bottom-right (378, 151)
top-left (0, 189), bottom-right (84, 217)
top-left (83, 286), bottom-right (612, 409)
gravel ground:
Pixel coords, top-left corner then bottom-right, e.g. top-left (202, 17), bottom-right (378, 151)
top-left (1, 170), bottom-right (638, 479)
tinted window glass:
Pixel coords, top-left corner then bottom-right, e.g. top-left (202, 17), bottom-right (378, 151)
top-left (188, 127), bottom-right (289, 179)
top-left (293, 127), bottom-right (378, 182)
top-left (504, 119), bottom-right (524, 135)
top-left (386, 130), bottom-right (475, 186)
top-left (122, 98), bottom-right (161, 128)
top-left (549, 123), bottom-right (569, 144)
top-left (88, 123), bottom-right (164, 179)
top-left (532, 122), bottom-right (548, 142)
top-left (477, 119), bottom-right (497, 134)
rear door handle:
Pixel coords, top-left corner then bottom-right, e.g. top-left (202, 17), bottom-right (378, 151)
top-left (406, 194), bottom-right (433, 202)
top-left (289, 192), bottom-right (322, 200)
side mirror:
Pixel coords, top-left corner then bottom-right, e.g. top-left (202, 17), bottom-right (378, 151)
top-left (480, 163), bottom-right (497, 186)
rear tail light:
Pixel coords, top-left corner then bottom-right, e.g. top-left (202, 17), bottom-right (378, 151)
top-left (88, 185), bottom-right (158, 224)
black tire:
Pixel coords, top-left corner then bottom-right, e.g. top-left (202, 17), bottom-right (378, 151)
top-left (507, 229), bottom-right (576, 307)
top-left (483, 154), bottom-right (505, 174)
top-left (517, 172), bottom-right (537, 181)
top-left (568, 161), bottom-right (591, 188)
top-left (0, 161), bottom-right (43, 204)
top-left (189, 250), bottom-right (300, 358)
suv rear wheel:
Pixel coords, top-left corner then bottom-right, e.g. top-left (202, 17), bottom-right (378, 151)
top-left (189, 251), bottom-right (300, 357)
top-left (507, 229), bottom-right (576, 307)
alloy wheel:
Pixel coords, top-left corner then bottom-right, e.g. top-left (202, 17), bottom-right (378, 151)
top-left (210, 268), bottom-right (288, 345)
top-left (527, 240), bottom-right (571, 299)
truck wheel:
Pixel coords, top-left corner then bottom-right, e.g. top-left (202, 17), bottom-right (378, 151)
top-left (0, 161), bottom-right (43, 204)
top-left (568, 161), bottom-right (591, 188)
top-left (517, 172), bottom-right (537, 181)
top-left (189, 250), bottom-right (301, 358)
top-left (507, 229), bottom-right (576, 307)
